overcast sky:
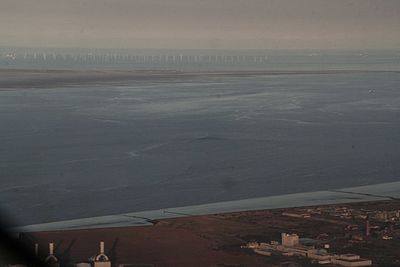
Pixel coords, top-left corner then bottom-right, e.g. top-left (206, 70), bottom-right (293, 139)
top-left (1, 0), bottom-right (399, 49)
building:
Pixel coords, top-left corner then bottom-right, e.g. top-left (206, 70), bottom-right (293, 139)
top-left (90, 241), bottom-right (111, 267)
top-left (307, 250), bottom-right (332, 261)
top-left (45, 243), bottom-right (60, 267)
top-left (332, 254), bottom-right (372, 267)
top-left (254, 249), bottom-right (272, 256)
top-left (281, 233), bottom-right (299, 247)
top-left (244, 233), bottom-right (372, 267)
top-left (365, 218), bottom-right (370, 237)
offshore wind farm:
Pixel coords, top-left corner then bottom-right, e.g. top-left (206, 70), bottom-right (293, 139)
top-left (2, 1), bottom-right (400, 266)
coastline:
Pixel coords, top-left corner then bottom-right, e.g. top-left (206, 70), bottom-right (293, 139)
top-left (0, 69), bottom-right (396, 89)
top-left (20, 198), bottom-right (400, 267)
top-left (12, 181), bottom-right (400, 233)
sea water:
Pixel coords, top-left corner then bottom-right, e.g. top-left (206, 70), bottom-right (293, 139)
top-left (0, 50), bottom-right (400, 225)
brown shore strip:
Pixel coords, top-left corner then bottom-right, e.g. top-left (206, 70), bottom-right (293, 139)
top-left (21, 199), bottom-right (400, 267)
top-left (0, 69), bottom-right (396, 89)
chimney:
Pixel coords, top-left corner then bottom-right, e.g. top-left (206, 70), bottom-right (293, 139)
top-left (49, 243), bottom-right (54, 255)
top-left (34, 243), bottom-right (39, 257)
top-left (100, 241), bottom-right (105, 254)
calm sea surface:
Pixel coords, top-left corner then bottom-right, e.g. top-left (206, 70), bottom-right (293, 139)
top-left (1, 50), bottom-right (400, 225)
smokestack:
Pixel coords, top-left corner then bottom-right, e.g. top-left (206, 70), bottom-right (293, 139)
top-left (100, 241), bottom-right (105, 254)
top-left (34, 243), bottom-right (39, 256)
top-left (49, 243), bottom-right (54, 255)
top-left (366, 217), bottom-right (370, 237)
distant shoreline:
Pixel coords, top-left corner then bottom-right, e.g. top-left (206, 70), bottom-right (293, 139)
top-left (0, 69), bottom-right (397, 89)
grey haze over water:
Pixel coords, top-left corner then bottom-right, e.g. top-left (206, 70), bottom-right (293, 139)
top-left (1, 51), bottom-right (400, 226)
top-left (1, 0), bottom-right (400, 49)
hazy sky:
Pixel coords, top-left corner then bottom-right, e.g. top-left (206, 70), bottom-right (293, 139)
top-left (1, 0), bottom-right (399, 49)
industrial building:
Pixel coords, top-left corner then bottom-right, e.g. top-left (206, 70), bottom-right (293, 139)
top-left (243, 233), bottom-right (372, 266)
top-left (89, 241), bottom-right (111, 267)
top-left (5, 241), bottom-right (113, 267)
top-left (281, 233), bottom-right (300, 247)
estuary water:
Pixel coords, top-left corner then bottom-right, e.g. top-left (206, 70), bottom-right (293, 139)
top-left (1, 70), bottom-right (400, 226)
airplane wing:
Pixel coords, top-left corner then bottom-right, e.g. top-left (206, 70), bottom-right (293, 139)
top-left (11, 181), bottom-right (400, 233)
